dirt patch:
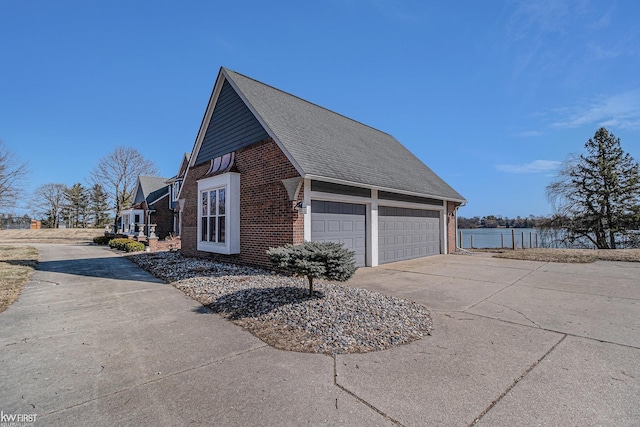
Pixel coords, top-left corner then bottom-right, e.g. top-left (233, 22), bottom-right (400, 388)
top-left (0, 246), bottom-right (38, 313)
top-left (0, 228), bottom-right (104, 244)
top-left (492, 248), bottom-right (640, 263)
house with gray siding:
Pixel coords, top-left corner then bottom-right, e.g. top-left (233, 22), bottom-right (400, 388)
top-left (120, 176), bottom-right (174, 240)
top-left (179, 67), bottom-right (465, 267)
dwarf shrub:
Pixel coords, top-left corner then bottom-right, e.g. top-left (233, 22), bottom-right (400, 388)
top-left (93, 235), bottom-right (112, 245)
top-left (108, 238), bottom-right (145, 252)
top-left (266, 241), bottom-right (357, 296)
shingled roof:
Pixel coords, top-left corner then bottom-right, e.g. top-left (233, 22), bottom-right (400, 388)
top-left (194, 67), bottom-right (464, 202)
top-left (133, 176), bottom-right (169, 206)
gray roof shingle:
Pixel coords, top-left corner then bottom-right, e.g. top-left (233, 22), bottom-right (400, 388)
top-left (222, 68), bottom-right (465, 202)
top-left (134, 176), bottom-right (169, 204)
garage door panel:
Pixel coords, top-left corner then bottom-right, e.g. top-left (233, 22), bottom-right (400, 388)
top-left (327, 220), bottom-right (340, 232)
top-left (311, 201), bottom-right (366, 267)
top-left (379, 208), bottom-right (440, 264)
top-left (311, 220), bottom-right (325, 233)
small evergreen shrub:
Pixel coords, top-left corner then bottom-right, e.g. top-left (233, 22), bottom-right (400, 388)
top-left (266, 241), bottom-right (357, 296)
top-left (124, 241), bottom-right (146, 252)
top-left (93, 235), bottom-right (112, 245)
top-left (109, 238), bottom-right (145, 252)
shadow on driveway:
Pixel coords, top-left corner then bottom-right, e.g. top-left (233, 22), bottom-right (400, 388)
top-left (36, 256), bottom-right (163, 284)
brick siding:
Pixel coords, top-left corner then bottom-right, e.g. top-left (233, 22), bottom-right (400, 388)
top-left (149, 197), bottom-right (175, 239)
top-left (181, 138), bottom-right (303, 266)
top-left (447, 201), bottom-right (459, 254)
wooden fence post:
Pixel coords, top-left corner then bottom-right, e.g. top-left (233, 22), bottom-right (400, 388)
top-left (512, 229), bottom-right (516, 250)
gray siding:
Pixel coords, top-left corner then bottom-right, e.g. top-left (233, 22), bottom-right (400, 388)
top-left (311, 180), bottom-right (371, 198)
top-left (378, 191), bottom-right (443, 206)
top-left (195, 80), bottom-right (269, 166)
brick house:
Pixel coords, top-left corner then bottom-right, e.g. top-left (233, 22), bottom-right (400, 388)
top-left (179, 67), bottom-right (465, 267)
top-left (166, 152), bottom-right (190, 237)
top-left (120, 176), bottom-right (174, 240)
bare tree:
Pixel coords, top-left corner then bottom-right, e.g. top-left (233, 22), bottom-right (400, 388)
top-left (33, 183), bottom-right (67, 228)
top-left (90, 146), bottom-right (158, 226)
top-left (0, 141), bottom-right (29, 211)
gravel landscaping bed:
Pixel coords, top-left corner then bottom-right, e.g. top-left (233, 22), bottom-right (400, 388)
top-left (128, 252), bottom-right (432, 354)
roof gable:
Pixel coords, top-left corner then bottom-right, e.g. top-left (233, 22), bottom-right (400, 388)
top-left (133, 176), bottom-right (170, 205)
top-left (194, 80), bottom-right (269, 166)
top-left (190, 67), bottom-right (464, 201)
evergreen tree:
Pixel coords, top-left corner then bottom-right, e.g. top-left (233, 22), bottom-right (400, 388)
top-left (65, 183), bottom-right (89, 228)
top-left (547, 128), bottom-right (640, 249)
top-left (89, 183), bottom-right (110, 227)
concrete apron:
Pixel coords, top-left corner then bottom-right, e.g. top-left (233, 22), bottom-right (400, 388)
top-left (345, 254), bottom-right (640, 426)
top-left (1, 245), bottom-right (638, 426)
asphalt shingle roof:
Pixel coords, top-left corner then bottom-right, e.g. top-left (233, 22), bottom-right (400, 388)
top-left (223, 68), bottom-right (465, 201)
top-left (135, 176), bottom-right (169, 204)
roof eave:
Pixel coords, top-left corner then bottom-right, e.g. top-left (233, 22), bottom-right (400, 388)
top-left (305, 174), bottom-right (466, 204)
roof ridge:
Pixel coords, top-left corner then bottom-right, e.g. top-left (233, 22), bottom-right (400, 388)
top-left (223, 68), bottom-right (395, 138)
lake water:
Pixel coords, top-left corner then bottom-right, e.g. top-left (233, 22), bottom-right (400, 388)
top-left (458, 228), bottom-right (538, 249)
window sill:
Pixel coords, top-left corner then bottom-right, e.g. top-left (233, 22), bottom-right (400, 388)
top-left (197, 241), bottom-right (238, 255)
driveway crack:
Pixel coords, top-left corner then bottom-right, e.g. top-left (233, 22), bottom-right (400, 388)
top-left (37, 344), bottom-right (269, 418)
top-left (469, 334), bottom-right (567, 426)
top-left (466, 262), bottom-right (549, 312)
top-left (333, 354), bottom-right (404, 426)
top-left (484, 301), bottom-right (541, 328)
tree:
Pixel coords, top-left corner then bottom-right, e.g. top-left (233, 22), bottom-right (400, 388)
top-left (0, 140), bottom-right (29, 211)
top-left (64, 183), bottom-right (89, 228)
top-left (89, 183), bottom-right (111, 227)
top-left (33, 183), bottom-right (67, 228)
top-left (266, 241), bottom-right (357, 296)
top-left (90, 147), bottom-right (158, 227)
top-left (546, 128), bottom-right (640, 249)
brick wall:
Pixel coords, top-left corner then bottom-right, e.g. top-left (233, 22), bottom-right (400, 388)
top-left (149, 198), bottom-right (175, 239)
top-left (447, 201), bottom-right (459, 254)
top-left (148, 237), bottom-right (181, 252)
top-left (181, 138), bottom-right (303, 266)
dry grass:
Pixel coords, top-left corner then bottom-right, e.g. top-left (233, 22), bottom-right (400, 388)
top-left (0, 246), bottom-right (38, 313)
top-left (492, 248), bottom-right (640, 263)
top-left (0, 228), bottom-right (104, 244)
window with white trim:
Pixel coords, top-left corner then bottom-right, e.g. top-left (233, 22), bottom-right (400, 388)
top-left (172, 181), bottom-right (180, 202)
top-left (200, 187), bottom-right (226, 243)
top-left (197, 172), bottom-right (240, 255)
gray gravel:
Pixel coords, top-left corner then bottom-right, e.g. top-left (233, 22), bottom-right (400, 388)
top-left (128, 252), bottom-right (432, 354)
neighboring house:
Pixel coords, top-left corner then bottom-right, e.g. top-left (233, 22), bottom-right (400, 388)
top-left (165, 152), bottom-right (191, 237)
top-left (120, 176), bottom-right (173, 239)
top-left (179, 67), bottom-right (466, 267)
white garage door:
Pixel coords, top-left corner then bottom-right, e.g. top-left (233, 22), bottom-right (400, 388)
top-left (311, 201), bottom-right (366, 267)
top-left (378, 207), bottom-right (440, 264)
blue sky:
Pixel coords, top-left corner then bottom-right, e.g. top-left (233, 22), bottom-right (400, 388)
top-left (1, 0), bottom-right (639, 218)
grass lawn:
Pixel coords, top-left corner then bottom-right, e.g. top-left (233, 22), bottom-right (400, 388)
top-left (491, 248), bottom-right (640, 263)
top-left (0, 228), bottom-right (104, 244)
top-left (0, 246), bottom-right (38, 313)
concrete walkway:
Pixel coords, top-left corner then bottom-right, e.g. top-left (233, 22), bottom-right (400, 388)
top-left (1, 245), bottom-right (638, 426)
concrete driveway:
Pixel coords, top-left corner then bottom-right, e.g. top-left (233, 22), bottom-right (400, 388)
top-left (1, 245), bottom-right (638, 426)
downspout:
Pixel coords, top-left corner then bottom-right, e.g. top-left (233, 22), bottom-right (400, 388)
top-left (146, 209), bottom-right (153, 238)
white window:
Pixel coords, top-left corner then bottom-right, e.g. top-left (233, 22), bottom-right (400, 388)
top-left (172, 181), bottom-right (180, 202)
top-left (200, 187), bottom-right (226, 243)
top-left (197, 172), bottom-right (240, 254)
